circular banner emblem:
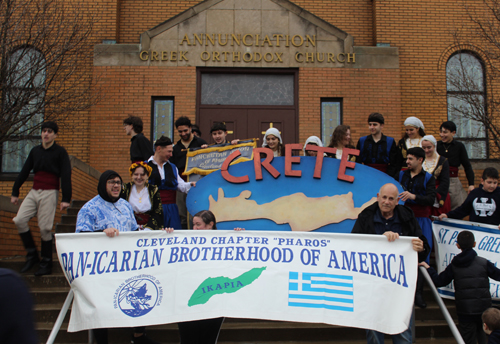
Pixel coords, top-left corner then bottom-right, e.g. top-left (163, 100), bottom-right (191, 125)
top-left (116, 275), bottom-right (160, 317)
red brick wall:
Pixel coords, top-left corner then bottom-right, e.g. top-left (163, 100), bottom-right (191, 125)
top-left (90, 66), bottom-right (197, 178)
top-left (1, 0), bottom-right (497, 258)
top-left (371, 0), bottom-right (486, 139)
top-left (0, 211), bottom-right (40, 258)
top-left (298, 67), bottom-right (402, 145)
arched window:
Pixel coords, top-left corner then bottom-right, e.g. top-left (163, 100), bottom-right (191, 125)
top-left (1, 47), bottom-right (46, 172)
top-left (446, 51), bottom-right (487, 159)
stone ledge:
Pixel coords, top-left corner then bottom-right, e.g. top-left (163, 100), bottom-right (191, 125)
top-left (69, 155), bottom-right (101, 180)
top-left (94, 44), bottom-right (141, 54)
top-left (471, 161), bottom-right (500, 171)
top-left (350, 46), bottom-right (399, 69)
top-left (0, 195), bottom-right (18, 213)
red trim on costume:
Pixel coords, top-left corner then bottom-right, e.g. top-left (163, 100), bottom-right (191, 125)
top-left (135, 213), bottom-right (150, 226)
top-left (159, 189), bottom-right (176, 204)
top-left (33, 171), bottom-right (59, 190)
top-left (449, 166), bottom-right (459, 177)
top-left (366, 163), bottom-right (388, 173)
top-left (407, 204), bottom-right (431, 218)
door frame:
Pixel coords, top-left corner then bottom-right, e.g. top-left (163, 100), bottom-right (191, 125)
top-left (196, 67), bottom-right (299, 143)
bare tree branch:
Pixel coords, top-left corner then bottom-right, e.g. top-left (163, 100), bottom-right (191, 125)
top-left (433, 0), bottom-right (500, 158)
top-left (0, 0), bottom-right (100, 147)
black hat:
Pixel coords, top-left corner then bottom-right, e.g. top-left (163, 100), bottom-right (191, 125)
top-left (41, 121), bottom-right (59, 134)
top-left (98, 170), bottom-right (122, 203)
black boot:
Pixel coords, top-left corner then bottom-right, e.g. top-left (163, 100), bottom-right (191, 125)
top-left (19, 231), bottom-right (40, 273)
top-left (34, 239), bottom-right (53, 276)
top-left (415, 271), bottom-right (427, 308)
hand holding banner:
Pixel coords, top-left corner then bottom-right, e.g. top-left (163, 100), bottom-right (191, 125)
top-left (56, 230), bottom-right (418, 334)
top-left (432, 218), bottom-right (500, 300)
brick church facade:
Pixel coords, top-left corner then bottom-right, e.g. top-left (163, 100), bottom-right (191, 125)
top-left (0, 0), bottom-right (497, 256)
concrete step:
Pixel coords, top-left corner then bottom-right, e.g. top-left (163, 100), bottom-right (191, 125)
top-left (67, 207), bottom-right (80, 216)
top-left (32, 287), bottom-right (70, 305)
top-left (34, 318), bottom-right (459, 343)
top-left (61, 215), bottom-right (77, 225)
top-left (55, 223), bottom-right (76, 234)
top-left (34, 303), bottom-right (72, 323)
top-left (0, 256), bottom-right (63, 274)
top-left (71, 200), bottom-right (88, 208)
top-left (23, 273), bottom-right (69, 289)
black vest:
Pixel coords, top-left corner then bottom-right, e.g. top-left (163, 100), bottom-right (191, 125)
top-left (453, 256), bottom-right (491, 315)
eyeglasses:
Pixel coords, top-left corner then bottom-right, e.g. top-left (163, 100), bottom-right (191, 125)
top-left (107, 180), bottom-right (122, 186)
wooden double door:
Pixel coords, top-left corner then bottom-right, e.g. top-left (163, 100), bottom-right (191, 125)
top-left (198, 107), bottom-right (297, 145)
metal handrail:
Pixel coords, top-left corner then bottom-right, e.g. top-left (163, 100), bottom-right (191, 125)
top-left (46, 289), bottom-right (73, 344)
top-left (45, 267), bottom-right (464, 343)
top-left (45, 290), bottom-right (93, 344)
top-left (419, 266), bottom-right (465, 344)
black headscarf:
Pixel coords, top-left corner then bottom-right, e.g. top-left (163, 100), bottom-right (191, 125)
top-left (98, 170), bottom-right (122, 203)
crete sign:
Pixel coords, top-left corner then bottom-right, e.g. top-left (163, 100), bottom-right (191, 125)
top-left (186, 145), bottom-right (403, 233)
top-left (140, 34), bottom-right (355, 65)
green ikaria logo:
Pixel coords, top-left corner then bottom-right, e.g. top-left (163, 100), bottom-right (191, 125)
top-left (188, 267), bottom-right (266, 306)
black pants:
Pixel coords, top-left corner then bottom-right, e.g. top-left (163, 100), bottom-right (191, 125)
top-left (458, 319), bottom-right (487, 344)
top-left (177, 318), bottom-right (224, 344)
top-left (92, 326), bottom-right (145, 344)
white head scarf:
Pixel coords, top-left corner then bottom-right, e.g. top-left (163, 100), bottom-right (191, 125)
top-left (303, 136), bottom-right (323, 155)
top-left (404, 117), bottom-right (425, 129)
top-left (262, 128), bottom-right (283, 147)
top-left (422, 135), bottom-right (437, 147)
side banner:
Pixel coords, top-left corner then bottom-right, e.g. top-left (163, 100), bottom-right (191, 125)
top-left (184, 140), bottom-right (257, 176)
top-left (432, 219), bottom-right (500, 300)
top-left (56, 230), bottom-right (417, 334)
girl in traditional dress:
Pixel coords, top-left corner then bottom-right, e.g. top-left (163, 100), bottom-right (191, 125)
top-left (303, 136), bottom-right (323, 156)
top-left (262, 127), bottom-right (285, 157)
top-left (121, 161), bottom-right (163, 230)
top-left (421, 135), bottom-right (451, 216)
top-left (327, 125), bottom-right (356, 161)
top-left (397, 116), bottom-right (426, 170)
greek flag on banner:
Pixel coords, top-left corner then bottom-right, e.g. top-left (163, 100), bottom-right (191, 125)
top-left (288, 272), bottom-right (354, 312)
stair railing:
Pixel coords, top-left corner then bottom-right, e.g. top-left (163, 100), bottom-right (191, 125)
top-left (45, 267), bottom-right (462, 343)
top-left (46, 289), bottom-right (73, 344)
top-left (45, 290), bottom-right (94, 344)
top-left (419, 266), bottom-right (465, 344)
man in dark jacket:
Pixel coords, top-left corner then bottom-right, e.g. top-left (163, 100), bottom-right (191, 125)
top-left (352, 183), bottom-right (429, 344)
top-left (355, 112), bottom-right (399, 178)
top-left (421, 231), bottom-right (500, 344)
top-left (123, 115), bottom-right (154, 163)
top-left (170, 116), bottom-right (207, 228)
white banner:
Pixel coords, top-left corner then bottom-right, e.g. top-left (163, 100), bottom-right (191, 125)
top-left (55, 230), bottom-right (418, 334)
top-left (432, 219), bottom-right (500, 301)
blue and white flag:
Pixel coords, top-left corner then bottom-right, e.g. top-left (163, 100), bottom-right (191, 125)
top-left (288, 272), bottom-right (354, 312)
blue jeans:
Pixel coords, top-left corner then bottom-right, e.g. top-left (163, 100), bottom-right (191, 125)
top-left (366, 310), bottom-right (414, 344)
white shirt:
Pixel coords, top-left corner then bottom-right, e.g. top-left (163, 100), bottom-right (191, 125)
top-left (147, 157), bottom-right (192, 193)
top-left (129, 184), bottom-right (151, 213)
